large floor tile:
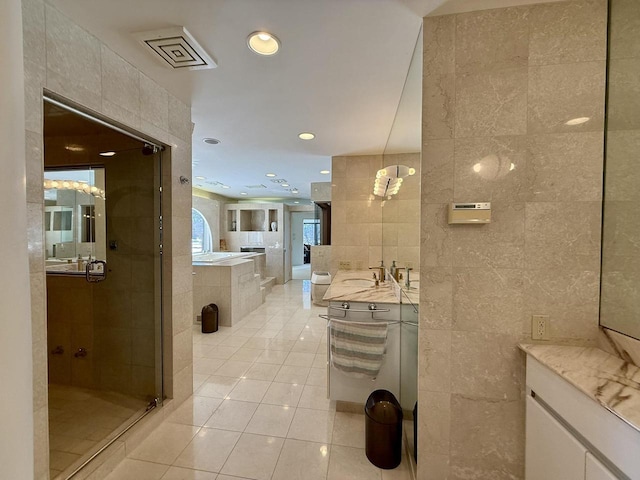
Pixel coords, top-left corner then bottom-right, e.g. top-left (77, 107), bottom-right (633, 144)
top-left (274, 365), bottom-right (310, 384)
top-left (160, 466), bottom-right (217, 479)
top-left (306, 368), bottom-right (327, 386)
top-left (245, 403), bottom-right (295, 437)
top-left (244, 362), bottom-right (281, 381)
top-left (284, 352), bottom-right (316, 367)
top-left (104, 459), bottom-right (169, 480)
top-left (332, 412), bottom-right (366, 448)
top-left (229, 347), bottom-right (264, 363)
top-left (204, 399), bottom-right (258, 432)
top-left (166, 396), bottom-right (223, 427)
top-left (128, 423), bottom-right (200, 465)
top-left (327, 445), bottom-right (382, 480)
top-left (298, 385), bottom-right (333, 411)
top-left (255, 349), bottom-right (289, 364)
top-left (194, 376), bottom-right (238, 399)
top-left (193, 358), bottom-right (226, 376)
top-left (219, 433), bottom-right (284, 480)
top-left (202, 345), bottom-right (239, 360)
top-left (173, 428), bottom-right (240, 473)
top-left (214, 360), bottom-right (253, 377)
top-left (261, 382), bottom-right (304, 407)
top-left (287, 408), bottom-right (335, 443)
top-left (226, 378), bottom-right (270, 403)
top-left (271, 439), bottom-right (331, 480)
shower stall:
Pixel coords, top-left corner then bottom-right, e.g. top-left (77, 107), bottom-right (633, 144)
top-left (43, 96), bottom-right (165, 479)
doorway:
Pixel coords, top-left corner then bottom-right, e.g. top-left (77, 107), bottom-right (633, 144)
top-left (291, 211), bottom-right (318, 280)
top-left (43, 98), bottom-right (164, 479)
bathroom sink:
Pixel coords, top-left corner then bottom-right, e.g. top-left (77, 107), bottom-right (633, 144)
top-left (341, 278), bottom-right (376, 287)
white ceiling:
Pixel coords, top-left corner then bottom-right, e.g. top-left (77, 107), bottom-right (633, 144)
top-left (48, 0), bottom-right (564, 203)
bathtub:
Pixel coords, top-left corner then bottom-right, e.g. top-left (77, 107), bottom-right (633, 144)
top-left (192, 252), bottom-right (254, 263)
top-left (192, 251), bottom-right (268, 326)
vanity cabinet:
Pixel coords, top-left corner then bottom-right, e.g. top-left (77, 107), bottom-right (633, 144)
top-left (525, 396), bottom-right (586, 480)
top-left (524, 353), bottom-right (640, 480)
top-left (586, 454), bottom-right (618, 480)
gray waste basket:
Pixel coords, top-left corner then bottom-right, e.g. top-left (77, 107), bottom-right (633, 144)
top-left (365, 389), bottom-right (403, 469)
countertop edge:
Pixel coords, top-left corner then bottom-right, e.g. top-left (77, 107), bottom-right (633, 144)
top-left (519, 343), bottom-right (640, 434)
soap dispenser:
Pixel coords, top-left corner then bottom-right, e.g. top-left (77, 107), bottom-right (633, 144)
top-left (390, 260), bottom-right (397, 281)
top-left (77, 254), bottom-right (83, 272)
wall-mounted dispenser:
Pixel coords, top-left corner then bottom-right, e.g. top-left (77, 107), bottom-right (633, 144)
top-left (448, 202), bottom-right (491, 224)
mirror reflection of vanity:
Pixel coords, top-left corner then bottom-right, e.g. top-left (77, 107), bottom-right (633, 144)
top-left (44, 167), bottom-right (106, 274)
top-left (599, 0), bottom-right (640, 342)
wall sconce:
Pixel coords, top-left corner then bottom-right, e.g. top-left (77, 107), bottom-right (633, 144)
top-left (372, 165), bottom-right (415, 198)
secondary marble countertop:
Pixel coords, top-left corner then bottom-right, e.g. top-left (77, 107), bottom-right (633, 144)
top-left (519, 343), bottom-right (640, 432)
top-left (323, 269), bottom-right (400, 303)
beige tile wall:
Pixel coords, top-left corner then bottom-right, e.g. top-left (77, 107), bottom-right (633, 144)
top-left (331, 154), bottom-right (383, 273)
top-left (22, 1), bottom-right (193, 477)
top-left (419, 1), bottom-right (607, 478)
top-left (331, 153), bottom-right (420, 274)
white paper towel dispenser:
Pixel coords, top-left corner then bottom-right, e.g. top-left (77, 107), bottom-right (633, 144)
top-left (448, 202), bottom-right (491, 224)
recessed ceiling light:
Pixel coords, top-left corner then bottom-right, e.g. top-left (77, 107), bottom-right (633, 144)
top-left (265, 173), bottom-right (277, 177)
top-left (222, 185), bottom-right (230, 189)
top-left (240, 192), bottom-right (248, 196)
top-left (247, 31), bottom-right (280, 56)
top-left (294, 201), bottom-right (300, 204)
top-left (320, 170), bottom-right (330, 175)
top-left (291, 189), bottom-right (299, 194)
top-left (281, 183), bottom-right (289, 187)
top-left (99, 151), bottom-right (116, 157)
top-left (298, 132), bottom-right (315, 140)
top-left (195, 176), bottom-right (206, 180)
top-left (565, 117), bottom-right (590, 126)
top-left (203, 138), bottom-right (221, 145)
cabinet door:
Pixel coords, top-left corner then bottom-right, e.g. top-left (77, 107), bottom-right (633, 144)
top-left (585, 453), bottom-right (618, 480)
top-left (526, 396), bottom-right (587, 480)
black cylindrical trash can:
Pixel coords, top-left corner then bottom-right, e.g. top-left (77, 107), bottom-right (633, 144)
top-left (201, 304), bottom-right (218, 333)
top-left (365, 389), bottom-right (403, 469)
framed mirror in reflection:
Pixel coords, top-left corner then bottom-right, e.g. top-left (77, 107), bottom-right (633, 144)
top-left (44, 167), bottom-right (106, 271)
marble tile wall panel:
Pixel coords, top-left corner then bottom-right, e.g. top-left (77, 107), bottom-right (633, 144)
top-left (419, 2), bottom-right (607, 479)
top-left (608, 0), bottom-right (640, 60)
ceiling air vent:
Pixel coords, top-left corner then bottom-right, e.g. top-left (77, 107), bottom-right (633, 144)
top-left (133, 27), bottom-right (217, 70)
top-left (244, 184), bottom-right (267, 189)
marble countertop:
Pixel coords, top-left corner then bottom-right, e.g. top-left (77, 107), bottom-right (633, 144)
top-left (519, 343), bottom-right (640, 432)
top-left (323, 269), bottom-right (400, 303)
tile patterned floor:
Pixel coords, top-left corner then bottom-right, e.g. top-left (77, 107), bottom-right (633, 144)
top-left (105, 280), bottom-right (413, 480)
top-left (48, 385), bottom-right (146, 478)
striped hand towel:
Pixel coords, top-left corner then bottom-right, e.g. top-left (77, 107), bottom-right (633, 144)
top-left (329, 319), bottom-right (388, 379)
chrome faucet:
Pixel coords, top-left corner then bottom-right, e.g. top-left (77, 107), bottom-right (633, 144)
top-left (369, 261), bottom-right (385, 283)
top-left (404, 267), bottom-right (413, 289)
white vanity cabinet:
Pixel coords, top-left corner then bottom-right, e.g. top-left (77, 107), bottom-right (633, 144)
top-left (326, 301), bottom-right (401, 404)
top-left (525, 354), bottom-right (640, 480)
top-left (586, 454), bottom-right (618, 480)
top-left (525, 395), bottom-right (587, 480)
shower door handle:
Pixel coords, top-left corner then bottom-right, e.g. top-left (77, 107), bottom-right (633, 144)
top-left (85, 260), bottom-right (107, 283)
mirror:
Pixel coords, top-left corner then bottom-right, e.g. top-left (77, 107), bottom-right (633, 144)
top-left (381, 27), bottom-right (422, 303)
top-left (600, 0), bottom-right (640, 340)
top-left (379, 27), bottom-right (422, 413)
top-left (44, 167), bottom-right (106, 268)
